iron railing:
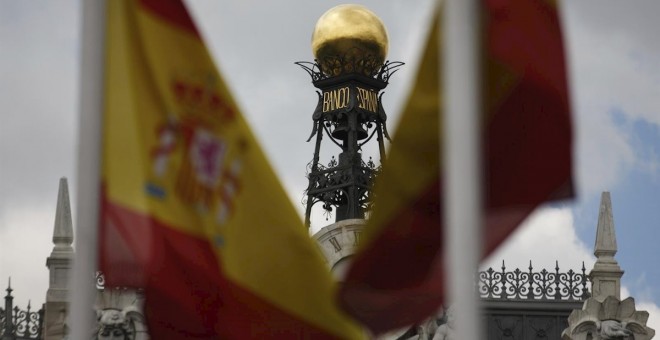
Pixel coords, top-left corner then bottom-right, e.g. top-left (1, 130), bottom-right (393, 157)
top-left (0, 280), bottom-right (43, 340)
top-left (479, 261), bottom-right (590, 301)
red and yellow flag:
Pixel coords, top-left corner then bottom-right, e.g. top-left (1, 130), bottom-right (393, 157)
top-left (99, 0), bottom-right (364, 338)
top-left (338, 0), bottom-right (573, 334)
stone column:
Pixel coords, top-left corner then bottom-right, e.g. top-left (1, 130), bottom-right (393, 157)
top-left (589, 191), bottom-right (624, 301)
top-left (44, 178), bottom-right (74, 340)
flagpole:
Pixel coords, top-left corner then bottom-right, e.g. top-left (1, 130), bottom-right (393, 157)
top-left (443, 0), bottom-right (483, 338)
top-left (70, 0), bottom-right (106, 339)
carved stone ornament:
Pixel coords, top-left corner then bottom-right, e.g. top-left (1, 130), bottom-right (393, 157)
top-left (431, 306), bottom-right (455, 340)
top-left (562, 296), bottom-right (655, 340)
top-left (95, 306), bottom-right (145, 340)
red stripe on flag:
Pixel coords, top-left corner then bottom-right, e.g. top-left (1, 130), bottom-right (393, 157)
top-left (139, 0), bottom-right (201, 37)
top-left (484, 0), bottom-right (573, 208)
top-left (485, 77), bottom-right (573, 210)
top-left (486, 0), bottom-right (568, 98)
top-left (100, 198), bottom-right (343, 339)
top-left (339, 180), bottom-right (444, 333)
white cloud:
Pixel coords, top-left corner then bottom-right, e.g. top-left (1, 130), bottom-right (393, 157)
top-left (482, 207), bottom-right (595, 272)
top-left (621, 287), bottom-right (660, 335)
top-left (636, 301), bottom-right (660, 335)
top-left (0, 204), bottom-right (53, 309)
top-left (561, 0), bottom-right (660, 196)
top-left (0, 3), bottom-right (78, 312)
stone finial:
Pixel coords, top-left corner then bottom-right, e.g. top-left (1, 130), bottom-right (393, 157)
top-left (594, 192), bottom-right (617, 261)
top-left (52, 177), bottom-right (73, 253)
top-left (564, 191), bottom-right (655, 339)
top-left (45, 178), bottom-right (75, 340)
top-left (590, 192), bottom-right (623, 300)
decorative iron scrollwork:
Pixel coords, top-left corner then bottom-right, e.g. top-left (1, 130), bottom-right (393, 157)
top-left (479, 261), bottom-right (590, 301)
top-left (0, 281), bottom-right (43, 339)
top-left (304, 155), bottom-right (380, 221)
top-left (296, 54), bottom-right (403, 82)
top-left (12, 303), bottom-right (42, 339)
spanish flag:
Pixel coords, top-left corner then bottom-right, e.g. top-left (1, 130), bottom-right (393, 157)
top-left (99, 0), bottom-right (364, 338)
top-left (339, 0), bottom-right (573, 333)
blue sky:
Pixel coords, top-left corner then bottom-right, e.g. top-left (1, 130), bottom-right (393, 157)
top-left (0, 0), bottom-right (659, 332)
top-left (572, 116), bottom-right (660, 303)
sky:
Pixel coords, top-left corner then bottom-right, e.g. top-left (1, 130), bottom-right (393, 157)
top-left (1, 0), bottom-right (659, 333)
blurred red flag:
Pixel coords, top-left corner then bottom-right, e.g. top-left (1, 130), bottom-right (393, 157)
top-left (338, 0), bottom-right (574, 334)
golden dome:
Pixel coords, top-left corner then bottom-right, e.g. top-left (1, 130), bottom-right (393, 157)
top-left (311, 4), bottom-right (389, 76)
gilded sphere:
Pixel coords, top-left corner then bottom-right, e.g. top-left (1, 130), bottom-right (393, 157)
top-left (312, 4), bottom-right (389, 76)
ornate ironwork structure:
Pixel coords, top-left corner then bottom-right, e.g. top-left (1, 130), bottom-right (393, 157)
top-left (478, 261), bottom-right (590, 301)
top-left (0, 280), bottom-right (43, 340)
top-left (297, 57), bottom-right (403, 226)
top-left (476, 262), bottom-right (591, 339)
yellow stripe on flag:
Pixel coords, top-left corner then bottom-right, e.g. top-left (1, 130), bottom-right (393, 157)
top-left (361, 12), bottom-right (442, 249)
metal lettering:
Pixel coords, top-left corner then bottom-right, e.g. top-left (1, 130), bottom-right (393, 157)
top-left (357, 87), bottom-right (378, 113)
top-left (357, 88), bottom-right (365, 110)
top-left (334, 88), bottom-right (342, 109)
top-left (323, 91), bottom-right (331, 112)
top-left (322, 87), bottom-right (351, 112)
